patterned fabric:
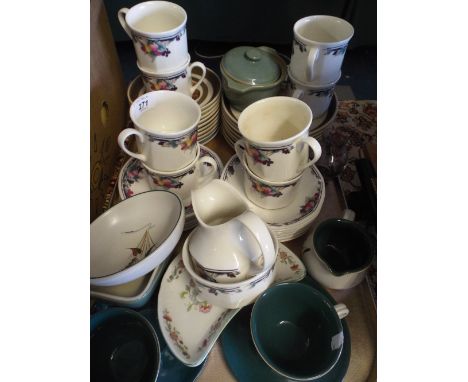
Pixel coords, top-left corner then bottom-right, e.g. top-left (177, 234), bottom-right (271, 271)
top-left (326, 100), bottom-right (377, 305)
top-left (328, 100), bottom-right (377, 196)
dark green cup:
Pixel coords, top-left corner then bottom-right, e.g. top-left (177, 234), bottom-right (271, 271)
top-left (250, 283), bottom-right (348, 380)
top-left (303, 214), bottom-right (375, 290)
top-left (90, 308), bottom-right (161, 382)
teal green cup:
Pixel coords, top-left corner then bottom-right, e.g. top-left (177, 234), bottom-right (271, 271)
top-left (250, 283), bottom-right (349, 380)
top-left (91, 308), bottom-right (161, 382)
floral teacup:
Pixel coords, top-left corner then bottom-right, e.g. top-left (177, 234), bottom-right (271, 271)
top-left (118, 1), bottom-right (188, 72)
top-left (143, 145), bottom-right (218, 206)
top-left (118, 90), bottom-right (200, 172)
top-left (241, 153), bottom-right (303, 210)
top-left (236, 96), bottom-right (321, 182)
top-left (138, 55), bottom-right (206, 97)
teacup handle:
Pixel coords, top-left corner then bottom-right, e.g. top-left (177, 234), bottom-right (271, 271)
top-left (195, 156), bottom-right (218, 187)
top-left (189, 62), bottom-right (207, 95)
top-left (117, 8), bottom-right (134, 41)
top-left (297, 136), bottom-right (322, 172)
top-left (117, 128), bottom-right (147, 162)
top-left (234, 140), bottom-right (246, 161)
top-left (334, 303), bottom-right (349, 319)
top-left (235, 211), bottom-right (276, 271)
top-left (307, 46), bottom-right (319, 82)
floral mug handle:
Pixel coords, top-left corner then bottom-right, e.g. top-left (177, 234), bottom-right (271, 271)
top-left (189, 62), bottom-right (207, 96)
top-left (118, 8), bottom-right (135, 41)
top-left (297, 136), bottom-right (322, 172)
top-left (307, 46), bottom-right (319, 82)
top-left (117, 128), bottom-right (147, 162)
top-left (195, 156), bottom-right (218, 188)
top-left (234, 140), bottom-right (246, 162)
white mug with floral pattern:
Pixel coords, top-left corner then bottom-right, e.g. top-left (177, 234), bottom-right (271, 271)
top-left (240, 153), bottom-right (302, 210)
top-left (236, 96), bottom-right (322, 183)
top-left (288, 67), bottom-right (337, 120)
top-left (138, 55), bottom-right (206, 97)
top-left (118, 90), bottom-right (200, 172)
top-left (142, 145), bottom-right (218, 206)
top-left (290, 15), bottom-right (354, 85)
top-left (118, 1), bottom-right (188, 72)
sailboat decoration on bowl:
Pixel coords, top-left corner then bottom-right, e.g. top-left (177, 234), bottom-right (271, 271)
top-left (124, 223), bottom-right (157, 269)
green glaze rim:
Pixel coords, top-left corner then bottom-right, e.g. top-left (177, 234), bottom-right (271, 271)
top-left (250, 282), bottom-right (343, 381)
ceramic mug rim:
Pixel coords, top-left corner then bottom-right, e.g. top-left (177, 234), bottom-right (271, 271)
top-left (250, 282), bottom-right (344, 381)
top-left (293, 15), bottom-right (354, 47)
top-left (130, 90), bottom-right (201, 138)
top-left (124, 0), bottom-right (187, 38)
top-left (238, 96), bottom-right (312, 147)
top-left (313, 218), bottom-right (376, 276)
top-left (182, 229), bottom-right (278, 289)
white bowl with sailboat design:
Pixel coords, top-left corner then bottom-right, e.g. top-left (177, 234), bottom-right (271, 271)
top-left (90, 190), bottom-right (185, 287)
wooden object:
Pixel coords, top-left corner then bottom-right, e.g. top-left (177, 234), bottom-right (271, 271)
top-left (90, 0), bottom-right (127, 221)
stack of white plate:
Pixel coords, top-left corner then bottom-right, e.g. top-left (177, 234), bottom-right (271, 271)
top-left (221, 155), bottom-right (325, 242)
top-left (117, 145), bottom-right (224, 231)
top-left (221, 93), bottom-right (338, 149)
top-left (127, 67), bottom-right (222, 145)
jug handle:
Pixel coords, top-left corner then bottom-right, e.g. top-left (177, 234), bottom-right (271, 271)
top-left (235, 211), bottom-right (276, 271)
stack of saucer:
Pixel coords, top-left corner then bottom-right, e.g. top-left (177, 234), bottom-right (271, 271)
top-left (118, 145), bottom-right (224, 231)
top-left (127, 68), bottom-right (221, 145)
top-left (221, 93), bottom-right (338, 149)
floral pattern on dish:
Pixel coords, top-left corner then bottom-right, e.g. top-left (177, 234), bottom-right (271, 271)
top-left (180, 279), bottom-right (212, 313)
top-left (197, 311), bottom-right (231, 352)
top-left (135, 28), bottom-right (185, 60)
top-left (167, 258), bottom-right (185, 283)
top-left (122, 159), bottom-right (144, 197)
top-left (149, 167), bottom-right (195, 190)
top-left (299, 191), bottom-right (321, 214)
top-left (162, 308), bottom-right (190, 359)
top-left (278, 249), bottom-right (305, 277)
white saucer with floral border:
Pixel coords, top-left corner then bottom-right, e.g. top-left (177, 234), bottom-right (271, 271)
top-left (118, 145), bottom-right (223, 231)
top-left (221, 155), bottom-right (325, 242)
top-left (157, 244), bottom-right (306, 367)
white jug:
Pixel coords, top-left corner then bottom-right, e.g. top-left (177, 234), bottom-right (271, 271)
top-left (189, 180), bottom-right (276, 283)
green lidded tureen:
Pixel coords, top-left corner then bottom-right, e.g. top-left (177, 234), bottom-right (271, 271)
top-left (220, 46), bottom-right (287, 111)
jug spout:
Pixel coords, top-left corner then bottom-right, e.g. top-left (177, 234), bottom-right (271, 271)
top-left (191, 179), bottom-right (250, 227)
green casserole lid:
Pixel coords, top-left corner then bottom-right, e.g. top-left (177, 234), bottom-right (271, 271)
top-left (221, 46), bottom-right (281, 86)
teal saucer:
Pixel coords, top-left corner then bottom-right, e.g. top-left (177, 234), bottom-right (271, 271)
top-left (139, 308), bottom-right (208, 381)
top-left (220, 275), bottom-right (351, 382)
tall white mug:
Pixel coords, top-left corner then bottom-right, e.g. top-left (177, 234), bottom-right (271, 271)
top-left (118, 90), bottom-right (201, 171)
top-left (118, 1), bottom-right (188, 72)
top-left (290, 15), bottom-right (354, 85)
